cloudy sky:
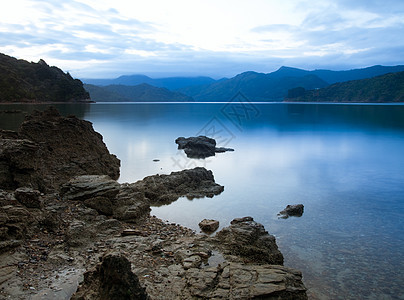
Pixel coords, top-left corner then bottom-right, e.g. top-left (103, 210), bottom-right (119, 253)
top-left (1, 0), bottom-right (403, 78)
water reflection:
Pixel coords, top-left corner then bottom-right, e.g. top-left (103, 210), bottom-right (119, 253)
top-left (1, 103), bottom-right (403, 299)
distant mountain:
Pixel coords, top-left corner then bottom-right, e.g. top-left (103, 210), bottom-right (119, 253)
top-left (178, 71), bottom-right (328, 101)
top-left (84, 83), bottom-right (194, 102)
top-left (82, 75), bottom-right (217, 90)
top-left (0, 53), bottom-right (89, 103)
top-left (285, 71), bottom-right (404, 103)
top-left (270, 65), bottom-right (404, 84)
top-left (176, 65), bottom-right (404, 102)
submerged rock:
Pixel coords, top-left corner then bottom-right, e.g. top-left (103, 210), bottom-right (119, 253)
top-left (72, 252), bottom-right (148, 300)
top-left (278, 204), bottom-right (304, 219)
top-left (175, 136), bottom-right (234, 158)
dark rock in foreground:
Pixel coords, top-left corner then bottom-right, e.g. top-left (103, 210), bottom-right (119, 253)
top-left (0, 107), bottom-right (120, 191)
top-left (72, 252), bottom-right (148, 300)
top-left (278, 204), bottom-right (304, 219)
top-left (175, 136), bottom-right (234, 158)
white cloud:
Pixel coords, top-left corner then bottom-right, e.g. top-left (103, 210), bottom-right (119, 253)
top-left (0, 0), bottom-right (403, 77)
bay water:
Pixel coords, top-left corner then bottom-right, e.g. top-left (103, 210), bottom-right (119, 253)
top-left (1, 102), bottom-right (403, 299)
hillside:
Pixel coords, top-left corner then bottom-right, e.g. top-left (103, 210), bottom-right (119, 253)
top-left (285, 71), bottom-right (404, 103)
top-left (178, 72), bottom-right (328, 101)
top-left (82, 75), bottom-right (217, 90)
top-left (0, 53), bottom-right (89, 103)
top-left (85, 83), bottom-right (194, 102)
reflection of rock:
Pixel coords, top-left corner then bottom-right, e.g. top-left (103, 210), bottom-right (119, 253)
top-left (175, 136), bottom-right (234, 158)
top-left (72, 252), bottom-right (148, 300)
top-left (278, 204), bottom-right (304, 219)
top-left (199, 219), bottom-right (219, 232)
top-left (216, 216), bottom-right (284, 265)
top-left (0, 107), bottom-right (120, 191)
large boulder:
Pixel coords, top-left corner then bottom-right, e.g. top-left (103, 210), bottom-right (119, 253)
top-left (0, 107), bottom-right (120, 191)
top-left (216, 217), bottom-right (284, 265)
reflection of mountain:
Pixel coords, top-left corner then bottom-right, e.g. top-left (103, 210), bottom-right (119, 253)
top-left (286, 71), bottom-right (404, 103)
top-left (0, 53), bottom-right (89, 103)
top-left (84, 83), bottom-right (194, 102)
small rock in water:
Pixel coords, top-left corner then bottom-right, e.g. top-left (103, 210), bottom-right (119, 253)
top-left (278, 204), bottom-right (304, 219)
top-left (153, 159), bottom-right (160, 162)
top-left (198, 219), bottom-right (219, 233)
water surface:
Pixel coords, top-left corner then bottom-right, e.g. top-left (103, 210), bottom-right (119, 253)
top-left (1, 102), bottom-right (404, 299)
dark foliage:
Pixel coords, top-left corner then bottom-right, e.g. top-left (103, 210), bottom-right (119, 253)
top-left (286, 71), bottom-right (404, 102)
top-left (0, 53), bottom-right (90, 103)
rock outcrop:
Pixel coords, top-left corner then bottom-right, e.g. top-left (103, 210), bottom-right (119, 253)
top-left (0, 107), bottom-right (120, 191)
top-left (175, 136), bottom-right (234, 158)
top-left (60, 167), bottom-right (224, 222)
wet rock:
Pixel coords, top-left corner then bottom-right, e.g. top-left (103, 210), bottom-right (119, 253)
top-left (278, 204), bottom-right (304, 219)
top-left (0, 107), bottom-right (120, 191)
top-left (199, 219), bottom-right (219, 233)
top-left (216, 216), bottom-right (284, 265)
top-left (175, 136), bottom-right (234, 158)
top-left (14, 187), bottom-right (41, 208)
top-left (72, 252), bottom-right (148, 300)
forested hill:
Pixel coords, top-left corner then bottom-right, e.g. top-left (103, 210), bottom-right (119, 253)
top-left (0, 53), bottom-right (90, 103)
top-left (285, 71), bottom-right (404, 103)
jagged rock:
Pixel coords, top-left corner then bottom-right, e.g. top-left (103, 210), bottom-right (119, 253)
top-left (199, 219), bottom-right (219, 232)
top-left (14, 187), bottom-right (41, 208)
top-left (72, 252), bottom-right (148, 300)
top-left (175, 136), bottom-right (234, 158)
top-left (216, 217), bottom-right (284, 265)
top-left (0, 107), bottom-right (120, 191)
top-left (278, 204), bottom-right (304, 219)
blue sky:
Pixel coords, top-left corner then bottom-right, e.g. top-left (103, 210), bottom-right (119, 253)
top-left (1, 0), bottom-right (403, 78)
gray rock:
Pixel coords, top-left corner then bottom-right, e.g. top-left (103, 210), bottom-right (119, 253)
top-left (216, 216), bottom-right (284, 265)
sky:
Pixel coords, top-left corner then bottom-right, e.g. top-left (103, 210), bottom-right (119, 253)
top-left (1, 0), bottom-right (404, 79)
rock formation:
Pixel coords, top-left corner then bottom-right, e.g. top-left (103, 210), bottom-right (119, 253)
top-left (175, 136), bottom-right (234, 158)
top-left (0, 107), bottom-right (120, 191)
top-left (198, 219), bottom-right (220, 232)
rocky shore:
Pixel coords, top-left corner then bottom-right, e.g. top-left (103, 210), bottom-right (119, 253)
top-left (0, 107), bottom-right (307, 299)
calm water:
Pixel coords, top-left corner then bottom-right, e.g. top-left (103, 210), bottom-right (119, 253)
top-left (1, 102), bottom-right (404, 299)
